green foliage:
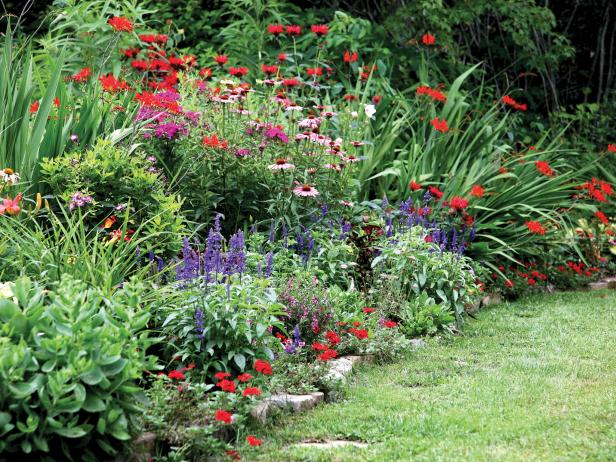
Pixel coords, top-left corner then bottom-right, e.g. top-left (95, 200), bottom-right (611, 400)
top-left (0, 276), bottom-right (157, 459)
top-left (397, 292), bottom-right (455, 337)
top-left (160, 277), bottom-right (285, 378)
top-left (41, 139), bottom-right (186, 256)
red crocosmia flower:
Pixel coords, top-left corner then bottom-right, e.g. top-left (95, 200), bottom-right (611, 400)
top-left (214, 371), bottom-right (232, 380)
top-left (312, 342), bottom-right (329, 351)
top-left (202, 134), bottom-right (228, 149)
top-left (282, 78), bottom-right (300, 87)
top-left (325, 331), bottom-right (341, 345)
top-left (470, 185), bottom-right (485, 198)
top-left (535, 160), bottom-right (554, 177)
top-left (215, 410), bottom-right (233, 424)
top-left (383, 320), bottom-right (397, 328)
top-left (131, 60), bottom-right (148, 72)
top-left (527, 278), bottom-right (536, 286)
top-left (261, 64), bottom-right (278, 75)
top-left (498, 166), bottom-right (508, 174)
top-left (428, 185), bottom-right (444, 200)
top-left (167, 370), bottom-right (186, 380)
top-left (525, 220), bottom-right (546, 235)
top-left (121, 47), bottom-right (140, 59)
top-left (318, 349), bottom-right (338, 361)
top-left (237, 373), bottom-right (253, 383)
top-left (246, 435), bottom-right (263, 447)
top-left (243, 387), bottom-right (262, 397)
top-left (29, 101), bottom-right (39, 114)
top-left (416, 85), bottom-right (446, 102)
top-left (372, 95), bottom-right (382, 105)
top-left (608, 144), bottom-right (616, 153)
top-left (505, 279), bottom-right (514, 288)
top-left (421, 33), bottom-right (435, 45)
top-left (343, 51), bottom-right (358, 63)
top-left (267, 24), bottom-right (284, 35)
top-left (214, 54), bottom-right (228, 65)
top-left (449, 196), bottom-right (469, 212)
top-left (277, 53), bottom-right (287, 63)
top-left (409, 180), bottom-right (422, 191)
top-left (430, 117), bottom-right (449, 133)
top-left (254, 359), bottom-right (273, 375)
top-left (286, 25), bottom-right (302, 36)
top-left (229, 67), bottom-right (249, 77)
top-left (53, 97), bottom-right (60, 107)
top-left (311, 24), bottom-right (329, 36)
top-left (217, 379), bottom-right (236, 393)
top-left (595, 210), bottom-right (609, 225)
top-left (344, 94), bottom-right (358, 101)
top-left (227, 450), bottom-right (240, 460)
top-left (363, 307), bottom-right (376, 314)
top-left (99, 74), bottom-right (130, 92)
top-left (108, 16), bottom-right (133, 32)
top-left (199, 68), bottom-right (213, 78)
top-left (306, 67), bottom-right (323, 77)
top-left (71, 67), bottom-right (92, 83)
top-left (501, 95), bottom-right (527, 111)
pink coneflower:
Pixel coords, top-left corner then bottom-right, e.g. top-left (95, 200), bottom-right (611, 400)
top-left (299, 117), bottom-right (321, 129)
top-left (324, 163), bottom-right (342, 171)
top-left (269, 158), bottom-right (295, 170)
top-left (294, 184), bottom-right (319, 197)
top-left (351, 141), bottom-right (365, 147)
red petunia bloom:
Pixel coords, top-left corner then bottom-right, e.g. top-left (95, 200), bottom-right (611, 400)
top-left (409, 180), bottom-right (422, 191)
top-left (428, 185), bottom-right (444, 200)
top-left (430, 117), bottom-right (449, 133)
top-left (383, 320), bottom-right (397, 328)
top-left (312, 342), bottom-right (329, 351)
top-left (246, 435), bottom-right (263, 447)
top-left (217, 379), bottom-right (236, 393)
top-left (535, 160), bottom-right (554, 177)
top-left (348, 328), bottom-right (368, 339)
top-left (214, 54), bottom-right (228, 66)
top-left (505, 279), bottom-right (514, 288)
top-left (286, 25), bottom-right (302, 36)
top-left (108, 16), bottom-right (133, 33)
top-left (421, 33), bottom-right (435, 45)
top-left (470, 185), bottom-right (485, 198)
top-left (318, 349), bottom-right (338, 361)
top-left (595, 210), bottom-right (609, 225)
top-left (311, 24), bottom-right (329, 36)
top-left (343, 50), bottom-right (358, 63)
top-left (167, 370), bottom-right (186, 380)
top-left (237, 373), bottom-right (253, 382)
top-left (215, 410), bottom-right (233, 424)
top-left (527, 278), bottom-right (536, 286)
top-left (254, 359), bottom-right (273, 375)
top-left (267, 24), bottom-right (284, 35)
top-left (325, 331), bottom-right (341, 345)
top-left (215, 371), bottom-right (232, 380)
top-left (449, 196), bottom-right (469, 212)
top-left (242, 387), bottom-right (262, 397)
top-left (525, 220), bottom-right (546, 235)
top-left (608, 144), bottom-right (616, 153)
top-left (277, 53), bottom-right (287, 63)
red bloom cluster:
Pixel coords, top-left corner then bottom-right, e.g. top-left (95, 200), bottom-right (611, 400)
top-left (535, 160), bottom-right (554, 177)
top-left (214, 54), bottom-right (228, 65)
top-left (261, 64), bottom-right (278, 75)
top-left (246, 435), bottom-right (263, 447)
top-left (167, 370), bottom-right (185, 380)
top-left (242, 387), bottom-right (262, 397)
top-left (311, 24), bottom-right (329, 36)
top-left (215, 409), bottom-right (233, 424)
top-left (139, 34), bottom-right (168, 45)
top-left (203, 134), bottom-right (228, 149)
top-left (430, 117), bottom-right (449, 133)
top-left (318, 349), bottom-right (338, 361)
top-left (421, 33), bottom-right (435, 45)
top-left (99, 74), bottom-right (130, 92)
top-left (267, 24), bottom-right (284, 35)
top-left (229, 67), bottom-right (249, 77)
top-left (449, 196), bottom-right (469, 212)
top-left (348, 327), bottom-right (368, 339)
top-left (344, 51), bottom-right (358, 63)
top-left (409, 180), bottom-right (422, 192)
top-left (416, 85), bottom-right (446, 102)
top-left (71, 67), bottom-right (92, 83)
top-left (217, 379), bottom-right (236, 393)
top-left (502, 95), bottom-right (527, 111)
top-left (254, 359), bottom-right (273, 375)
top-left (595, 210), bottom-right (609, 225)
top-left (470, 185), bottom-right (485, 198)
top-left (286, 25), bottom-right (302, 36)
top-left (525, 220), bottom-right (546, 235)
top-left (608, 144), bottom-right (616, 153)
top-left (428, 185), bottom-right (444, 199)
top-left (578, 178), bottom-right (614, 203)
top-left (108, 16), bottom-right (133, 33)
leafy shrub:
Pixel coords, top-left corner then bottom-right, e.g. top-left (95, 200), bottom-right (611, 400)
top-left (397, 292), bottom-right (455, 337)
top-left (41, 139), bottom-right (185, 256)
top-left (0, 276), bottom-right (157, 459)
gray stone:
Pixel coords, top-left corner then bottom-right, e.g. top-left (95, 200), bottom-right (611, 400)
top-left (481, 293), bottom-right (503, 306)
top-left (251, 392), bottom-right (324, 424)
top-left (410, 338), bottom-right (427, 349)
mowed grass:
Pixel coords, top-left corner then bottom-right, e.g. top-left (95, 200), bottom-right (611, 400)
top-left (247, 291), bottom-right (616, 462)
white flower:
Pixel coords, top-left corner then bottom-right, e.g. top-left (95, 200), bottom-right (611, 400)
top-left (364, 104), bottom-right (376, 119)
top-left (351, 111), bottom-right (358, 118)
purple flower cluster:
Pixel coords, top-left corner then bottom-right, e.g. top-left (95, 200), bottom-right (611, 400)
top-left (68, 191), bottom-right (93, 211)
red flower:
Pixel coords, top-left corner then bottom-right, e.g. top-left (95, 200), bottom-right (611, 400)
top-left (277, 53), bottom-right (287, 63)
top-left (372, 95), bottom-right (382, 105)
top-left (343, 51), bottom-right (358, 63)
top-left (199, 68), bottom-right (213, 78)
top-left (215, 371), bottom-right (232, 380)
top-left (131, 60), bottom-right (148, 72)
top-left (421, 33), bottom-right (435, 45)
top-left (215, 410), bottom-right (233, 424)
top-left (428, 185), bottom-right (444, 200)
top-left (226, 450), bottom-right (240, 460)
top-left (282, 78), bottom-right (300, 87)
top-left (99, 74), bottom-right (130, 92)
top-left (267, 24), bottom-right (284, 35)
top-left (535, 160), bottom-right (554, 177)
top-left (501, 95), bottom-right (527, 111)
top-left (505, 279), bottom-right (514, 288)
top-left (286, 25), bottom-right (302, 36)
top-left (608, 144), bottom-right (616, 153)
top-left (214, 54), bottom-right (228, 66)
top-left (416, 85), bottom-right (446, 102)
top-left (229, 67), bottom-right (249, 77)
top-left (527, 278), bottom-right (536, 286)
top-left (383, 320), bottom-right (397, 328)
top-left (525, 220), bottom-right (546, 235)
top-left (349, 328), bottom-right (368, 339)
top-left (30, 101), bottom-right (39, 114)
top-left (217, 379), bottom-right (236, 393)
top-left (53, 97), bottom-right (60, 107)
top-left (203, 134), bottom-right (228, 149)
top-left (108, 16), bottom-right (133, 32)
top-left (71, 67), bottom-right (92, 83)
top-left (254, 359), bottom-right (273, 375)
top-left (311, 24), bottom-right (329, 36)
top-left (243, 387), bottom-right (262, 397)
top-left (410, 180), bottom-right (422, 191)
top-left (449, 196), bottom-right (469, 212)
top-left (325, 331), bottom-right (341, 345)
top-left (318, 349), bottom-right (338, 361)
top-left (246, 435), bottom-right (263, 447)
top-left (430, 117), bottom-right (449, 133)
top-left (595, 210), bottom-right (609, 225)
top-left (470, 185), bottom-right (485, 198)
top-left (261, 64), bottom-right (278, 75)
top-left (312, 342), bottom-right (329, 351)
top-left (237, 373), bottom-right (253, 382)
top-left (167, 370), bottom-right (185, 380)
top-left (306, 67), bottom-right (323, 77)
top-left (363, 307), bottom-right (376, 314)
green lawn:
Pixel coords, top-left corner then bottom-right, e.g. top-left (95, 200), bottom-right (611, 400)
top-left (248, 291), bottom-right (616, 461)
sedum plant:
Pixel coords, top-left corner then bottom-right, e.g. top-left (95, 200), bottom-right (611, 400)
top-left (0, 276), bottom-right (158, 459)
